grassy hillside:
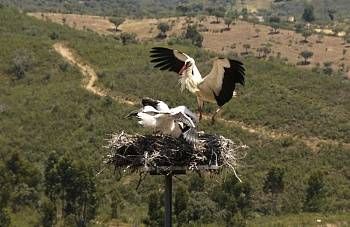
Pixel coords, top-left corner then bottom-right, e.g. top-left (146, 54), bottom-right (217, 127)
top-left (3, 0), bottom-right (350, 21)
top-left (0, 6), bottom-right (349, 227)
top-left (0, 0), bottom-right (202, 17)
top-left (68, 39), bottom-right (350, 143)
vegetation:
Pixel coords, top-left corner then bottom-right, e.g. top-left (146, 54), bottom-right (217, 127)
top-left (269, 16), bottom-right (281, 34)
top-left (263, 167), bottom-right (285, 215)
top-left (302, 30), bottom-right (313, 43)
top-left (0, 5), bottom-right (349, 227)
top-left (300, 50), bottom-right (313, 65)
top-left (184, 25), bottom-right (203, 47)
top-left (108, 17), bottom-right (125, 32)
top-left (157, 22), bottom-right (170, 39)
top-left (304, 171), bottom-right (327, 212)
top-left (302, 4), bottom-right (315, 22)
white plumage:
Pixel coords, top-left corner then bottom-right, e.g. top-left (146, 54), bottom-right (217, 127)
top-left (150, 47), bottom-right (245, 123)
top-left (127, 98), bottom-right (198, 143)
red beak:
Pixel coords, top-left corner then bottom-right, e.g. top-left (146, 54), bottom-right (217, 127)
top-left (178, 64), bottom-right (188, 75)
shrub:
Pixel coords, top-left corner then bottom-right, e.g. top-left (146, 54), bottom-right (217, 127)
top-left (119, 32), bottom-right (137, 45)
top-left (49, 31), bottom-right (59, 40)
top-left (184, 25), bottom-right (203, 47)
top-left (58, 61), bottom-right (69, 72)
top-left (9, 49), bottom-right (34, 80)
top-left (0, 209), bottom-right (10, 227)
top-left (156, 22), bottom-right (170, 39)
top-left (304, 171), bottom-right (327, 212)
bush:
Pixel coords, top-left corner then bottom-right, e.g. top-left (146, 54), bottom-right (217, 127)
top-left (58, 61), bottom-right (69, 72)
top-left (157, 22), bottom-right (170, 34)
top-left (49, 31), bottom-right (59, 40)
top-left (0, 209), bottom-right (10, 227)
top-left (40, 198), bottom-right (56, 227)
top-left (118, 32), bottom-right (137, 45)
top-left (8, 49), bottom-right (34, 80)
top-left (304, 171), bottom-right (327, 212)
top-left (184, 25), bottom-right (203, 47)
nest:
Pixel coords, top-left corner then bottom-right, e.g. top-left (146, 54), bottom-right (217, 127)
top-left (104, 132), bottom-right (247, 180)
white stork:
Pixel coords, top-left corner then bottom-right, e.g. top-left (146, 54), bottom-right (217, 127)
top-left (127, 97), bottom-right (198, 143)
top-left (150, 47), bottom-right (245, 123)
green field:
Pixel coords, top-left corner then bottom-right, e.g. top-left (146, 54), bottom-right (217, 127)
top-left (0, 6), bottom-right (349, 227)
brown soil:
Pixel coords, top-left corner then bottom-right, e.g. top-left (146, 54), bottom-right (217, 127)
top-left (30, 13), bottom-right (350, 72)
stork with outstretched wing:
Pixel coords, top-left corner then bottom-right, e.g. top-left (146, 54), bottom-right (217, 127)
top-left (150, 47), bottom-right (245, 124)
top-left (127, 97), bottom-right (198, 143)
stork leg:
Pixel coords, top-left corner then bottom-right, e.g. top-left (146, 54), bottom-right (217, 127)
top-left (211, 107), bottom-right (222, 125)
top-left (197, 97), bottom-right (204, 121)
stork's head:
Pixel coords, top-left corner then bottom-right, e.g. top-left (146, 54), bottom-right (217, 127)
top-left (179, 58), bottom-right (195, 76)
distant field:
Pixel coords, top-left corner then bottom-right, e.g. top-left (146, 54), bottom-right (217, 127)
top-left (244, 0), bottom-right (273, 12)
top-left (29, 12), bottom-right (350, 73)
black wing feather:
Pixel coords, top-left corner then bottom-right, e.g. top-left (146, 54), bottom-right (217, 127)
top-left (141, 97), bottom-right (159, 109)
top-left (150, 47), bottom-right (185, 73)
top-left (214, 59), bottom-right (245, 107)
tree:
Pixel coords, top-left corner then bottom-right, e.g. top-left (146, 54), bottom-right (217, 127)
top-left (255, 28), bottom-right (260, 37)
top-left (304, 171), bottom-right (327, 212)
top-left (208, 7), bottom-right (225, 23)
top-left (300, 50), bottom-right (313, 65)
top-left (269, 16), bottom-right (280, 34)
top-left (40, 198), bottom-right (57, 227)
top-left (44, 152), bottom-right (60, 201)
top-left (302, 5), bottom-right (315, 22)
top-left (243, 44), bottom-right (251, 54)
top-left (184, 25), bottom-right (203, 47)
top-left (224, 16), bottom-right (234, 30)
top-left (44, 155), bottom-right (98, 226)
top-left (263, 167), bottom-right (285, 214)
top-left (302, 30), bottom-right (312, 42)
top-left (0, 209), bottom-right (10, 227)
top-left (5, 152), bottom-right (41, 210)
top-left (157, 22), bottom-right (170, 39)
top-left (145, 192), bottom-right (162, 226)
top-left (211, 174), bottom-right (252, 226)
top-left (109, 17), bottom-right (125, 32)
top-left (224, 9), bottom-right (237, 30)
top-left (328, 9), bottom-right (336, 21)
top-left (174, 185), bottom-right (189, 225)
top-left (271, 23), bottom-right (280, 34)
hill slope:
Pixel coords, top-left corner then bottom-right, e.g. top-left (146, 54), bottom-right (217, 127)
top-left (0, 6), bottom-right (349, 226)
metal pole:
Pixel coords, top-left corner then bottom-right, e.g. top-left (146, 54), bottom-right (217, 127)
top-left (164, 173), bottom-right (172, 227)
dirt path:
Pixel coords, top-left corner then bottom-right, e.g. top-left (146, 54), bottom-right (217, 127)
top-left (53, 42), bottom-right (349, 151)
top-left (53, 42), bottom-right (136, 106)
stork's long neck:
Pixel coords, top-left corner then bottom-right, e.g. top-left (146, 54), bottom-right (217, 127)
top-left (180, 65), bottom-right (203, 94)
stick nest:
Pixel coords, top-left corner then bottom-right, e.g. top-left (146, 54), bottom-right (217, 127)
top-left (104, 132), bottom-right (248, 176)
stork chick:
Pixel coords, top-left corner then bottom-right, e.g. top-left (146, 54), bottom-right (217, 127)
top-left (127, 97), bottom-right (198, 143)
